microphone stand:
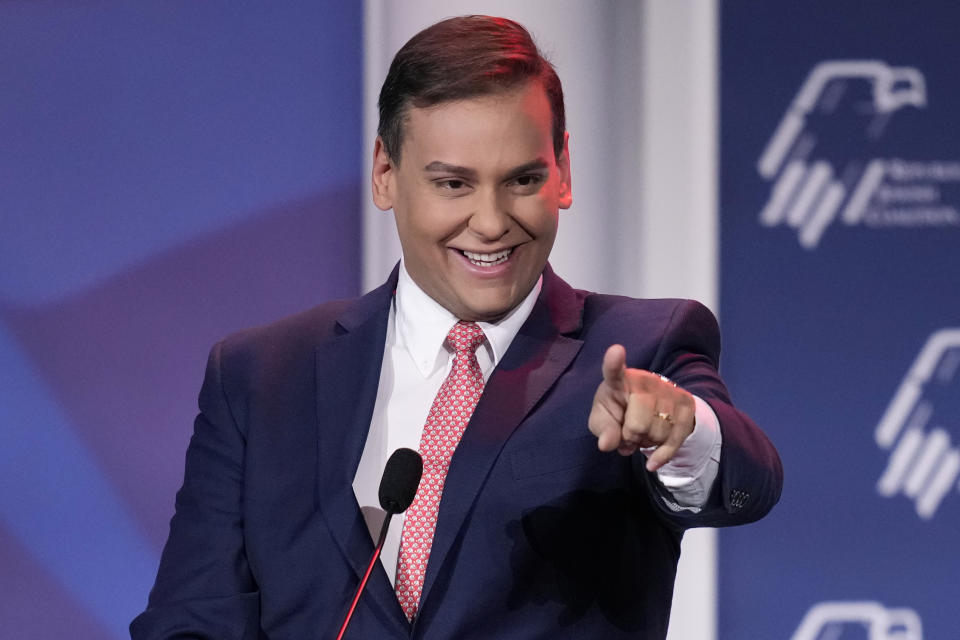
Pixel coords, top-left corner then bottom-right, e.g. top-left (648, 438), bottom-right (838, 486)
top-left (334, 447), bottom-right (420, 639)
top-left (334, 510), bottom-right (396, 640)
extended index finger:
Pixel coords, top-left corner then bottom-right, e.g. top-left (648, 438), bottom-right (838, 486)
top-left (601, 344), bottom-right (627, 388)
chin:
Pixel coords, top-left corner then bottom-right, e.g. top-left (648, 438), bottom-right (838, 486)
top-left (445, 277), bottom-right (534, 322)
top-left (460, 300), bottom-right (517, 323)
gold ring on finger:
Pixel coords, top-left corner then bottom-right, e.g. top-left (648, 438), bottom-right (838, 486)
top-left (656, 411), bottom-right (673, 424)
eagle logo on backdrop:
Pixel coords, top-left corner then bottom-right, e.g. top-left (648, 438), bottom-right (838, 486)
top-left (756, 60), bottom-right (960, 249)
top-left (791, 601), bottom-right (922, 640)
top-left (875, 328), bottom-right (960, 520)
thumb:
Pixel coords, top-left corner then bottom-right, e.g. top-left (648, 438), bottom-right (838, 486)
top-left (601, 344), bottom-right (627, 390)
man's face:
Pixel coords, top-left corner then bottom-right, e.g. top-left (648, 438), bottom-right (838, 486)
top-left (372, 81), bottom-right (572, 322)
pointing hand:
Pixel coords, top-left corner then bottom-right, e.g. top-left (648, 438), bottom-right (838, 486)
top-left (588, 344), bottom-right (696, 471)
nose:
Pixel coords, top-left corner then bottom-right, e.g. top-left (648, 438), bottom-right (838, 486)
top-left (468, 190), bottom-right (511, 241)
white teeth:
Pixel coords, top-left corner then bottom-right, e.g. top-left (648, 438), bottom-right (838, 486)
top-left (462, 248), bottom-right (512, 266)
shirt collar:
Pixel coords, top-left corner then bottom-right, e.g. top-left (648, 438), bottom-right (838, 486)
top-left (395, 261), bottom-right (542, 378)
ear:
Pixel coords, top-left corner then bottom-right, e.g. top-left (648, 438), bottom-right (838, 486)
top-left (371, 136), bottom-right (395, 211)
top-left (557, 131), bottom-right (573, 209)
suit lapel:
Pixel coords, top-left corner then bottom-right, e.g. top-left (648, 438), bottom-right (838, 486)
top-left (314, 267), bottom-right (409, 631)
top-left (417, 266), bottom-right (586, 611)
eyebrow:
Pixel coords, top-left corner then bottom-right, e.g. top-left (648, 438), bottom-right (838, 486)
top-left (423, 161), bottom-right (478, 180)
top-left (506, 159), bottom-right (550, 176)
top-left (422, 158), bottom-right (550, 180)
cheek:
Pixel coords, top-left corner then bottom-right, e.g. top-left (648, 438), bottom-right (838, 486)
top-left (519, 198), bottom-right (560, 238)
top-left (397, 197), bottom-right (462, 248)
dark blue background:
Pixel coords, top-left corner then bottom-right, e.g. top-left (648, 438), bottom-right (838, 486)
top-left (720, 2), bottom-right (960, 638)
top-left (0, 3), bottom-right (362, 637)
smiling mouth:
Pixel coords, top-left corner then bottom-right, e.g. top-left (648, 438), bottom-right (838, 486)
top-left (460, 248), bottom-right (513, 267)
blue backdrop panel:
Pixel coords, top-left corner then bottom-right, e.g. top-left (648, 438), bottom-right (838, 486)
top-left (0, 3), bottom-right (362, 638)
top-left (719, 2), bottom-right (960, 639)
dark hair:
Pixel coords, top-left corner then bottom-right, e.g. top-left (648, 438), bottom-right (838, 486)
top-left (377, 15), bottom-right (565, 163)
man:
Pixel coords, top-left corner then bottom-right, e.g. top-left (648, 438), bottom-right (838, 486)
top-left (132, 15), bottom-right (781, 639)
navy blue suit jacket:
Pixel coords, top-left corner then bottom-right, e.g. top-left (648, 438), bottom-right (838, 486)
top-left (132, 266), bottom-right (782, 639)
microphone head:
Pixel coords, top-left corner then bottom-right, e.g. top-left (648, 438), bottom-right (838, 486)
top-left (379, 448), bottom-right (423, 514)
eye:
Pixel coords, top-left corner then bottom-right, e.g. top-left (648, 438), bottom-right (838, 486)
top-left (434, 178), bottom-right (469, 192)
top-left (509, 174), bottom-right (545, 192)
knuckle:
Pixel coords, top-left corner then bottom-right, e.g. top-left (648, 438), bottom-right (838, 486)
top-left (632, 390), bottom-right (655, 409)
top-left (624, 418), bottom-right (649, 437)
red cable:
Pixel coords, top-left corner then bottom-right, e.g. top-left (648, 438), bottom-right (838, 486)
top-left (334, 518), bottom-right (390, 640)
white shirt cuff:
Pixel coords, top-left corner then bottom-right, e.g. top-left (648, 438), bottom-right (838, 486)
top-left (641, 395), bottom-right (722, 510)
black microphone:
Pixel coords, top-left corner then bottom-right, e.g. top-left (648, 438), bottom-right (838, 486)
top-left (378, 447), bottom-right (423, 515)
top-left (335, 448), bottom-right (423, 640)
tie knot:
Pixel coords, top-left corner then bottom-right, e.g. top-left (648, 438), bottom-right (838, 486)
top-left (446, 321), bottom-right (486, 355)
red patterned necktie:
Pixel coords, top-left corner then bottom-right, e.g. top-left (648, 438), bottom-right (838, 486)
top-left (395, 321), bottom-right (486, 621)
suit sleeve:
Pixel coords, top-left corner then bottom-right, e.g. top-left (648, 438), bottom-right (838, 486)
top-left (130, 341), bottom-right (262, 640)
top-left (634, 299), bottom-right (783, 529)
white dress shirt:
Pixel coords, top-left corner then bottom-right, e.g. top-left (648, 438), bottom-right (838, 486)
top-left (352, 262), bottom-right (722, 585)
